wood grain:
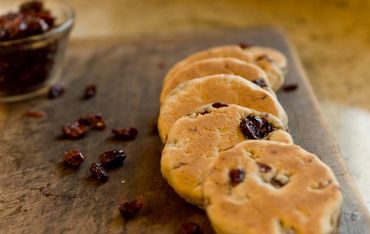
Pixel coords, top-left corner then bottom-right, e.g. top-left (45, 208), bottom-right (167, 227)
top-left (0, 27), bottom-right (369, 234)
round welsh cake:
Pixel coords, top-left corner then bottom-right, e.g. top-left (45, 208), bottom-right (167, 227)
top-left (203, 140), bottom-right (342, 234)
top-left (160, 57), bottom-right (272, 103)
top-left (158, 74), bottom-right (288, 142)
top-left (163, 45), bottom-right (253, 85)
top-left (161, 103), bottom-right (292, 206)
top-left (163, 45), bottom-right (287, 91)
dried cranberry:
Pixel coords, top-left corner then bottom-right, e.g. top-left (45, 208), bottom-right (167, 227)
top-left (151, 123), bottom-right (158, 135)
top-left (229, 168), bottom-right (245, 186)
top-left (78, 114), bottom-right (106, 130)
top-left (0, 12), bottom-right (18, 24)
top-left (283, 84), bottom-right (298, 92)
top-left (211, 102), bottom-right (228, 108)
top-left (48, 85), bottom-right (65, 99)
top-left (240, 116), bottom-right (274, 139)
top-left (20, 1), bottom-right (43, 13)
top-left (77, 116), bottom-right (91, 126)
top-left (62, 121), bottom-right (88, 140)
top-left (83, 84), bottom-right (97, 99)
top-left (0, 14), bottom-right (17, 41)
top-left (93, 118), bottom-right (106, 130)
top-left (271, 177), bottom-right (286, 188)
top-left (99, 149), bottom-right (127, 168)
top-left (112, 127), bottom-right (138, 140)
top-left (238, 42), bottom-right (252, 49)
top-left (157, 60), bottom-right (165, 69)
top-left (63, 149), bottom-right (85, 167)
top-left (180, 222), bottom-right (203, 234)
top-left (196, 109), bottom-right (209, 115)
top-left (118, 198), bottom-right (144, 219)
top-left (257, 162), bottom-right (271, 173)
top-left (256, 54), bottom-right (274, 62)
top-left (90, 162), bottom-right (109, 181)
top-left (33, 10), bottom-right (54, 28)
top-left (77, 115), bottom-right (94, 126)
top-left (252, 78), bottom-right (268, 88)
top-left (18, 15), bottom-right (49, 38)
top-left (24, 110), bottom-right (45, 118)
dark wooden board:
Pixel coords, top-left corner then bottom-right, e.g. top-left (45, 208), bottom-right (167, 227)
top-left (0, 27), bottom-right (369, 234)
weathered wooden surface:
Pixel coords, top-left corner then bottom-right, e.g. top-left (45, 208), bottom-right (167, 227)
top-left (0, 27), bottom-right (369, 234)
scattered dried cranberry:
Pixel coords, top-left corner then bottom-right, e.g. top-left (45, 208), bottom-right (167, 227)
top-left (78, 114), bottom-right (106, 130)
top-left (229, 168), bottom-right (245, 186)
top-left (99, 149), bottom-right (127, 168)
top-left (211, 102), bottom-right (228, 108)
top-left (112, 127), bottom-right (138, 140)
top-left (252, 78), bottom-right (268, 88)
top-left (48, 85), bottom-right (65, 99)
top-left (63, 149), bottom-right (85, 167)
top-left (83, 84), bottom-right (96, 99)
top-left (62, 121), bottom-right (88, 140)
top-left (157, 60), bottom-right (165, 69)
top-left (240, 115), bottom-right (274, 140)
top-left (118, 198), bottom-right (144, 219)
top-left (257, 162), bottom-right (271, 173)
top-left (256, 54), bottom-right (274, 62)
top-left (24, 110), bottom-right (45, 118)
top-left (62, 114), bottom-right (105, 139)
top-left (238, 42), bottom-right (252, 49)
top-left (90, 162), bottom-right (109, 181)
top-left (180, 222), bottom-right (203, 234)
top-left (77, 116), bottom-right (91, 126)
top-left (282, 84), bottom-right (298, 92)
top-left (93, 118), bottom-right (106, 130)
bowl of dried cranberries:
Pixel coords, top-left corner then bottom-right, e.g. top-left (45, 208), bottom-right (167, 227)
top-left (0, 0), bottom-right (75, 102)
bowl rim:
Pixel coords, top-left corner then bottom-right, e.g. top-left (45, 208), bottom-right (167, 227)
top-left (0, 0), bottom-right (75, 46)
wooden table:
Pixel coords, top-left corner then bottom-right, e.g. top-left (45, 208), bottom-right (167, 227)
top-left (0, 26), bottom-right (370, 233)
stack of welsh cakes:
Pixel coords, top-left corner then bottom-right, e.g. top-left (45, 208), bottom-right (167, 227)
top-left (158, 44), bottom-right (342, 234)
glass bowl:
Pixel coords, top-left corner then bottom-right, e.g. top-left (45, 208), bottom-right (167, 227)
top-left (0, 0), bottom-right (75, 102)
